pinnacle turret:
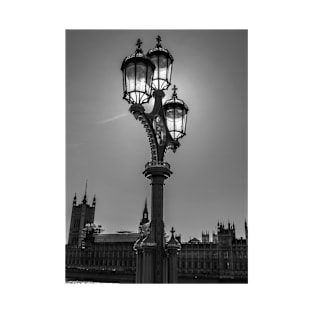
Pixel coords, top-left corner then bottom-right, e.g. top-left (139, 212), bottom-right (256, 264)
top-left (140, 198), bottom-right (149, 225)
top-left (82, 179), bottom-right (88, 204)
top-left (73, 193), bottom-right (77, 206)
top-left (167, 227), bottom-right (181, 250)
top-left (245, 220), bottom-right (248, 240)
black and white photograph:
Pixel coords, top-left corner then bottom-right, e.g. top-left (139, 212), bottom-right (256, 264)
top-left (3, 1), bottom-right (313, 312)
top-left (66, 30), bottom-right (247, 283)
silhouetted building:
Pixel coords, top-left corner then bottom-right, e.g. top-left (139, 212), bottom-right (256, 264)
top-left (66, 230), bottom-right (137, 273)
top-left (178, 221), bottom-right (247, 281)
top-left (66, 191), bottom-right (248, 282)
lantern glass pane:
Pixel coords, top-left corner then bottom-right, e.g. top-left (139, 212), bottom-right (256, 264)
top-left (174, 107), bottom-right (184, 139)
top-left (158, 55), bottom-right (167, 79)
top-left (146, 64), bottom-right (153, 93)
top-left (122, 57), bottom-right (155, 105)
top-left (182, 111), bottom-right (187, 134)
top-left (126, 63), bottom-right (135, 91)
top-left (165, 107), bottom-right (175, 132)
top-left (165, 106), bottom-right (186, 140)
top-left (150, 54), bottom-right (170, 90)
top-left (150, 55), bottom-right (158, 74)
top-left (167, 63), bottom-right (172, 83)
top-left (135, 62), bottom-right (147, 93)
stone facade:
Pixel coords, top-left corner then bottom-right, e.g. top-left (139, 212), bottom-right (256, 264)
top-left (66, 193), bottom-right (247, 282)
top-left (178, 224), bottom-right (247, 280)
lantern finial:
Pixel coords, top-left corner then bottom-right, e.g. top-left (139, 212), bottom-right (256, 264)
top-left (156, 35), bottom-right (162, 48)
top-left (172, 85), bottom-right (178, 98)
top-left (170, 227), bottom-right (175, 237)
top-left (135, 38), bottom-right (143, 53)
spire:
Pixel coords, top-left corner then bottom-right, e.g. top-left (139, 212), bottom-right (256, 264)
top-left (167, 227), bottom-right (180, 248)
top-left (140, 198), bottom-right (149, 225)
top-left (170, 226), bottom-right (175, 238)
top-left (73, 193), bottom-right (77, 206)
top-left (82, 179), bottom-right (88, 204)
top-left (166, 227), bottom-right (181, 256)
top-left (92, 194), bottom-right (96, 207)
top-left (245, 219), bottom-right (248, 240)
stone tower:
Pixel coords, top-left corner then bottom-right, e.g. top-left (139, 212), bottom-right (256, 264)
top-left (217, 221), bottom-right (236, 278)
top-left (68, 181), bottom-right (96, 246)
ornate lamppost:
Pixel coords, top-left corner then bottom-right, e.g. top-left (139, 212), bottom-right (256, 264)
top-left (121, 36), bottom-right (188, 283)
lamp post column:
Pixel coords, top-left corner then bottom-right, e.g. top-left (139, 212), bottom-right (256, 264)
top-left (121, 37), bottom-right (189, 284)
top-left (144, 164), bottom-right (172, 283)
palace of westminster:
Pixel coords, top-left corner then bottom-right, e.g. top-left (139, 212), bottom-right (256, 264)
top-left (66, 189), bottom-right (248, 283)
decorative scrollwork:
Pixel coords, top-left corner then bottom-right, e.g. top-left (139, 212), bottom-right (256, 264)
top-left (138, 114), bottom-right (158, 162)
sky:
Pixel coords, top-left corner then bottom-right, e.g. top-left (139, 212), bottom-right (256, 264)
top-left (66, 30), bottom-right (247, 242)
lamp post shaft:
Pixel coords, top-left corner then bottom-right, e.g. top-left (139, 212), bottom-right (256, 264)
top-left (150, 173), bottom-right (165, 283)
top-left (143, 165), bottom-right (172, 283)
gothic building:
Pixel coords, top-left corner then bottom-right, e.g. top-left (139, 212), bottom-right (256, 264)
top-left (68, 182), bottom-right (96, 246)
top-left (178, 221), bottom-right (248, 280)
top-left (66, 190), bottom-right (248, 283)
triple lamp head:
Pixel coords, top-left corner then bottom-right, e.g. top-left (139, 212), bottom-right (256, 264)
top-left (121, 36), bottom-right (189, 142)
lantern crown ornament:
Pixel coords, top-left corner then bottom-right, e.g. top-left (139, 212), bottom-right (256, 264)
top-left (121, 39), bottom-right (155, 106)
top-left (163, 85), bottom-right (189, 141)
top-left (147, 35), bottom-right (174, 91)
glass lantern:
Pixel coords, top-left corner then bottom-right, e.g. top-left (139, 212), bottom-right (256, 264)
top-left (121, 39), bottom-right (155, 105)
top-left (163, 85), bottom-right (189, 140)
top-left (147, 35), bottom-right (174, 91)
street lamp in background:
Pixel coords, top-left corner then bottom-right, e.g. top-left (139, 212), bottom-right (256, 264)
top-left (121, 36), bottom-right (189, 283)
